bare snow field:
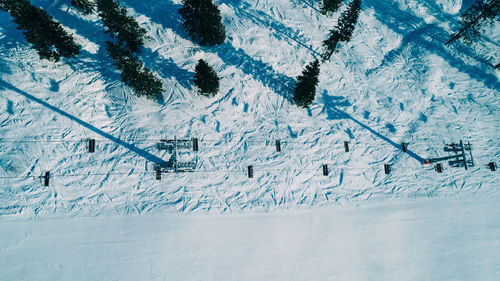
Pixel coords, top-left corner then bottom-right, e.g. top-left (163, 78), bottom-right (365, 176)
top-left (1, 196), bottom-right (500, 280)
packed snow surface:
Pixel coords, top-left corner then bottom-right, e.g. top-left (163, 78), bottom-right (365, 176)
top-left (0, 0), bottom-right (499, 216)
top-left (1, 0), bottom-right (499, 280)
top-left (1, 197), bottom-right (500, 280)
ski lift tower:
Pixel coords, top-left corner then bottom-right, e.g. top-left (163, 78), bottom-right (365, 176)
top-left (154, 136), bottom-right (198, 178)
top-left (424, 140), bottom-right (474, 170)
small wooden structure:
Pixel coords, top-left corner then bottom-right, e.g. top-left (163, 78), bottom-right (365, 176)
top-left (41, 171), bottom-right (50, 186)
top-left (384, 164), bottom-right (391, 175)
top-left (435, 163), bottom-right (443, 173)
top-left (88, 139), bottom-right (96, 153)
top-left (247, 165), bottom-right (254, 178)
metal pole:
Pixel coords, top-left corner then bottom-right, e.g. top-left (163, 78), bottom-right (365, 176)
top-left (174, 136), bottom-right (178, 172)
top-left (460, 140), bottom-right (468, 170)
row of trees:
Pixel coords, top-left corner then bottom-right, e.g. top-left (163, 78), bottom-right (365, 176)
top-left (71, 0), bottom-right (222, 98)
top-left (95, 0), bottom-right (146, 53)
top-left (106, 41), bottom-right (162, 98)
top-left (0, 0), bottom-right (80, 61)
top-left (70, 0), bottom-right (223, 99)
top-left (294, 0), bottom-right (362, 108)
top-left (178, 0), bottom-right (223, 96)
top-left (72, 0), bottom-right (163, 99)
top-left (322, 0), bottom-right (362, 61)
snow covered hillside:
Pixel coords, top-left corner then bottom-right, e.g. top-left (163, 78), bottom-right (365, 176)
top-left (2, 197), bottom-right (500, 280)
top-left (0, 0), bottom-right (499, 216)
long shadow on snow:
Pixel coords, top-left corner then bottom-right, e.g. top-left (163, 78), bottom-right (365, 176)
top-left (365, 0), bottom-right (499, 90)
top-left (44, 2), bottom-right (193, 91)
top-left (0, 80), bottom-right (166, 164)
top-left (321, 92), bottom-right (426, 163)
top-left (418, 0), bottom-right (500, 49)
top-left (220, 0), bottom-right (322, 57)
top-left (292, 0), bottom-right (322, 14)
top-left (122, 0), bottom-right (296, 101)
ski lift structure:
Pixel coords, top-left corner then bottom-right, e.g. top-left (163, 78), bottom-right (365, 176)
top-left (424, 140), bottom-right (474, 171)
top-left (38, 171), bottom-right (50, 186)
top-left (154, 136), bottom-right (198, 179)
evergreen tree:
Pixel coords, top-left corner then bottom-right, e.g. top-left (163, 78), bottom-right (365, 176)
top-left (293, 59), bottom-right (320, 108)
top-left (96, 0), bottom-right (146, 53)
top-left (194, 59), bottom-right (219, 96)
top-left (321, 0), bottom-right (343, 15)
top-left (71, 0), bottom-right (95, 15)
top-left (446, 0), bottom-right (499, 45)
top-left (322, 30), bottom-right (341, 60)
top-left (179, 0), bottom-right (226, 46)
top-left (107, 42), bottom-right (163, 99)
top-left (322, 0), bottom-right (361, 61)
top-left (0, 0), bottom-right (80, 61)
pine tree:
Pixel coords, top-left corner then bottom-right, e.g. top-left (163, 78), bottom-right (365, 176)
top-left (194, 59), bottom-right (219, 96)
top-left (322, 0), bottom-right (361, 61)
top-left (71, 0), bottom-right (95, 15)
top-left (106, 42), bottom-right (163, 99)
top-left (96, 0), bottom-right (146, 53)
top-left (322, 30), bottom-right (341, 60)
top-left (179, 0), bottom-right (226, 46)
top-left (446, 0), bottom-right (499, 45)
top-left (1, 0), bottom-right (80, 61)
top-left (293, 59), bottom-right (320, 108)
top-left (321, 0), bottom-right (343, 15)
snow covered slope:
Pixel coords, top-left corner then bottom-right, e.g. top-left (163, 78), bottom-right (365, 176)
top-left (0, 0), bottom-right (499, 216)
top-left (1, 197), bottom-right (500, 280)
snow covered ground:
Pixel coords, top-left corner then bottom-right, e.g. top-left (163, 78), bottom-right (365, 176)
top-left (1, 0), bottom-right (498, 215)
top-left (1, 196), bottom-right (499, 280)
top-left (0, 0), bottom-right (499, 278)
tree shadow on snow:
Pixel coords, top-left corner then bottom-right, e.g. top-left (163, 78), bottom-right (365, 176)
top-left (365, 0), bottom-right (499, 90)
top-left (213, 42), bottom-right (296, 101)
top-left (122, 0), bottom-right (297, 101)
top-left (221, 0), bottom-right (322, 57)
top-left (0, 80), bottom-right (167, 164)
top-left (44, 2), bottom-right (193, 93)
top-left (321, 91), bottom-right (426, 163)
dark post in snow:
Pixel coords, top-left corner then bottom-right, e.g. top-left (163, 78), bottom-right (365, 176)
top-left (42, 171), bottom-right (50, 186)
top-left (275, 140), bottom-right (281, 152)
top-left (322, 164), bottom-right (328, 176)
top-left (435, 163), bottom-right (443, 173)
top-left (344, 141), bottom-right (349, 152)
top-left (247, 165), bottom-right (254, 178)
top-left (193, 138), bottom-right (199, 151)
top-left (155, 167), bottom-right (161, 180)
top-left (88, 138), bottom-right (96, 153)
top-left (384, 164), bottom-right (391, 175)
top-left (488, 162), bottom-right (496, 171)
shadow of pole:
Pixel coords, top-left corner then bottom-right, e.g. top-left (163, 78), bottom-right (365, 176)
top-left (322, 93), bottom-right (425, 164)
top-left (0, 80), bottom-right (166, 164)
top-left (346, 113), bottom-right (426, 164)
top-left (365, 0), bottom-right (499, 90)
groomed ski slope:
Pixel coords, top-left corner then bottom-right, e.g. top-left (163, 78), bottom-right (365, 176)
top-left (0, 0), bottom-right (499, 216)
top-left (1, 196), bottom-right (500, 280)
